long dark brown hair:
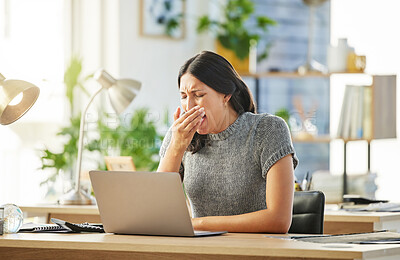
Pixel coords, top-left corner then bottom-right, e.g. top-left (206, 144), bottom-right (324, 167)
top-left (178, 51), bottom-right (256, 153)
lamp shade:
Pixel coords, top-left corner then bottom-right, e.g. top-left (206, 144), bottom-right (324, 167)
top-left (94, 69), bottom-right (141, 114)
top-left (0, 73), bottom-right (40, 125)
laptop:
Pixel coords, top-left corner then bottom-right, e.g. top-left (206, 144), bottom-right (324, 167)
top-left (89, 170), bottom-right (227, 237)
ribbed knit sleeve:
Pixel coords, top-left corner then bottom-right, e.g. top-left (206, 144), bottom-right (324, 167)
top-left (159, 127), bottom-right (185, 178)
top-left (255, 115), bottom-right (298, 179)
top-left (159, 127), bottom-right (172, 159)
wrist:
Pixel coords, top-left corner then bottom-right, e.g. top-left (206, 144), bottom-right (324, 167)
top-left (192, 217), bottom-right (206, 231)
top-left (169, 138), bottom-right (189, 154)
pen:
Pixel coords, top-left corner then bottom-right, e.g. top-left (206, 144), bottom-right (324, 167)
top-left (301, 171), bottom-right (309, 191)
top-left (306, 175), bottom-right (312, 191)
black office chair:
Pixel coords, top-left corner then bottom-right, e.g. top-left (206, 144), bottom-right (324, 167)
top-left (288, 191), bottom-right (325, 234)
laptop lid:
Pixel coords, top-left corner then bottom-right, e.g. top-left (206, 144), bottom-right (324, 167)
top-left (90, 171), bottom-right (224, 237)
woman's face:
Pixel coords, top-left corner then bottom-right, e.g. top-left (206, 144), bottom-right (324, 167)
top-left (179, 73), bottom-right (232, 134)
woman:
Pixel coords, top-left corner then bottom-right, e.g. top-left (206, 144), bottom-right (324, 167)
top-left (158, 51), bottom-right (298, 233)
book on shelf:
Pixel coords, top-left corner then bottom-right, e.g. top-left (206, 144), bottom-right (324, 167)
top-left (372, 75), bottom-right (396, 139)
top-left (336, 85), bottom-right (353, 139)
top-left (336, 75), bottom-right (396, 140)
top-left (349, 85), bottom-right (362, 139)
top-left (363, 86), bottom-right (373, 140)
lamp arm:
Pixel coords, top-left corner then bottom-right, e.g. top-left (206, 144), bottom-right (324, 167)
top-left (74, 86), bottom-right (105, 192)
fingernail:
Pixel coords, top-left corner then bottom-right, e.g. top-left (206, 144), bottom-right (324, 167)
top-left (199, 107), bottom-right (204, 112)
top-left (194, 105), bottom-right (200, 109)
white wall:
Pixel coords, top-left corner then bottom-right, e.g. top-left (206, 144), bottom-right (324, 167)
top-left (117, 0), bottom-right (213, 128)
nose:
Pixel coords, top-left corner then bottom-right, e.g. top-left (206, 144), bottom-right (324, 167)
top-left (185, 96), bottom-right (197, 111)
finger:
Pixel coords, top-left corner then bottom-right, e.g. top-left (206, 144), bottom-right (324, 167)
top-left (188, 119), bottom-right (202, 135)
top-left (184, 111), bottom-right (203, 131)
top-left (175, 105), bottom-right (200, 124)
top-left (182, 107), bottom-right (205, 129)
top-left (173, 107), bottom-right (181, 121)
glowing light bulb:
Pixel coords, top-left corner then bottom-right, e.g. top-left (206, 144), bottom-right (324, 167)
top-left (9, 92), bottom-right (23, 106)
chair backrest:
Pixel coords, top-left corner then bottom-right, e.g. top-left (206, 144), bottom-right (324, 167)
top-left (288, 191), bottom-right (325, 234)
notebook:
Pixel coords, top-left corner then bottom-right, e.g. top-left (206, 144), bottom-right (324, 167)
top-left (89, 170), bottom-right (227, 237)
top-left (19, 223), bottom-right (69, 233)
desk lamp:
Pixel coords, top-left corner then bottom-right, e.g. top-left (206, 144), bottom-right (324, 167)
top-left (0, 73), bottom-right (40, 125)
top-left (0, 73), bottom-right (39, 234)
top-left (60, 69), bottom-right (141, 205)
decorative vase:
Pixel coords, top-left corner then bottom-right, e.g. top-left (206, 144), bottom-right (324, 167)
top-left (215, 41), bottom-right (250, 73)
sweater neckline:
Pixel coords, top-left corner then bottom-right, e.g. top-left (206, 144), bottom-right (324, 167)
top-left (207, 112), bottom-right (247, 141)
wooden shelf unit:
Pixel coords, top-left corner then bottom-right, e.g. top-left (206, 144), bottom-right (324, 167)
top-left (242, 72), bottom-right (397, 198)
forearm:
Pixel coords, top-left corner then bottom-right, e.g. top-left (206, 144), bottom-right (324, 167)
top-left (192, 209), bottom-right (291, 233)
top-left (157, 144), bottom-right (185, 173)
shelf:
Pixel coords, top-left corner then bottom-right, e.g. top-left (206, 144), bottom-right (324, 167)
top-left (292, 135), bottom-right (332, 143)
top-left (241, 72), bottom-right (329, 78)
top-left (243, 71), bottom-right (396, 201)
top-left (340, 138), bottom-right (373, 143)
top-left (240, 71), bottom-right (368, 79)
top-left (292, 136), bottom-right (378, 143)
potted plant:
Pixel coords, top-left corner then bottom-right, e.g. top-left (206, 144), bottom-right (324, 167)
top-left (196, 0), bottom-right (276, 72)
top-left (38, 56), bottom-right (91, 197)
top-left (39, 57), bottom-right (163, 199)
top-left (90, 109), bottom-right (164, 172)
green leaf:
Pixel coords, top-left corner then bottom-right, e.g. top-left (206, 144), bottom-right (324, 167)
top-left (275, 108), bottom-right (290, 126)
top-left (218, 35), bottom-right (232, 50)
top-left (196, 0), bottom-right (278, 61)
top-left (234, 35), bottom-right (251, 60)
top-left (197, 16), bottom-right (212, 33)
top-left (64, 56), bottom-right (82, 108)
top-left (257, 41), bottom-right (273, 62)
top-left (63, 56), bottom-right (92, 115)
top-left (257, 16), bottom-right (277, 30)
top-left (166, 18), bottom-right (179, 36)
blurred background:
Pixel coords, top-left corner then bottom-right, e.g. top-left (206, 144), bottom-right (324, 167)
top-left (0, 0), bottom-right (399, 205)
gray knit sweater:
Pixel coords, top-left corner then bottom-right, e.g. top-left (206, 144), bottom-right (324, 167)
top-left (159, 112), bottom-right (298, 218)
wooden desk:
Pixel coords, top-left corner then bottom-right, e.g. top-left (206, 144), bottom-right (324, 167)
top-left (1, 232), bottom-right (400, 259)
top-left (325, 210), bottom-right (400, 234)
top-left (20, 205), bottom-right (400, 235)
top-left (19, 205), bottom-right (100, 224)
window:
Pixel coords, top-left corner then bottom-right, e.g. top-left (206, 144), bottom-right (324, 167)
top-left (0, 0), bottom-right (66, 204)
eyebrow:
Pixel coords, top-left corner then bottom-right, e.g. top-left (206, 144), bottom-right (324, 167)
top-left (180, 89), bottom-right (204, 94)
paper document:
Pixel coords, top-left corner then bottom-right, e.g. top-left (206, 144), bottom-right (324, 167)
top-left (344, 202), bottom-right (400, 212)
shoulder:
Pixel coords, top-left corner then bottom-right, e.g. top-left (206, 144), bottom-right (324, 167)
top-left (239, 112), bottom-right (288, 132)
top-left (251, 113), bottom-right (291, 144)
top-left (256, 113), bottom-right (289, 132)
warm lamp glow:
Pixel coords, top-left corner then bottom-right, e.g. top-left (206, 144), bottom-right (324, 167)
top-left (0, 73), bottom-right (40, 125)
top-left (9, 93), bottom-right (24, 106)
